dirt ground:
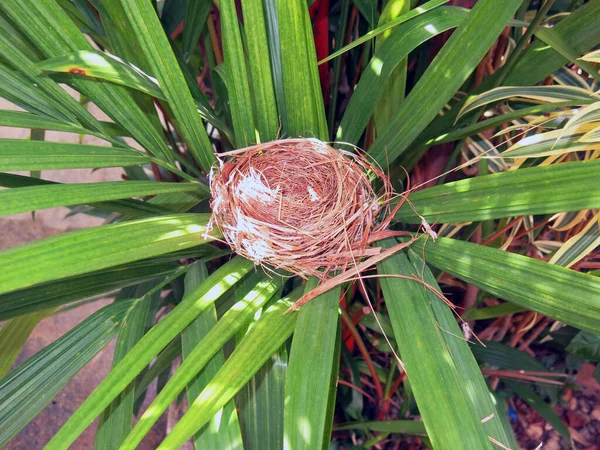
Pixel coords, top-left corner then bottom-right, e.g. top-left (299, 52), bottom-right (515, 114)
top-left (513, 366), bottom-right (600, 450)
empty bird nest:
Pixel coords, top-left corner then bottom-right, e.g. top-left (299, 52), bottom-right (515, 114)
top-left (208, 138), bottom-right (416, 281)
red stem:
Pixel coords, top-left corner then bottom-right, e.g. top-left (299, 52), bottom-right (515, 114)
top-left (340, 310), bottom-right (384, 402)
top-left (481, 217), bottom-right (521, 246)
top-left (337, 379), bottom-right (376, 402)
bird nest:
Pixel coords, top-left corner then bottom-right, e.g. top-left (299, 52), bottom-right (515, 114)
top-left (209, 138), bottom-right (395, 279)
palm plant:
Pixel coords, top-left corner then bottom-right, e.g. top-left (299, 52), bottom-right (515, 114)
top-left (0, 0), bottom-right (599, 449)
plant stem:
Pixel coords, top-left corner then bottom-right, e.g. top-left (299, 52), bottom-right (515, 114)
top-left (340, 309), bottom-right (384, 402)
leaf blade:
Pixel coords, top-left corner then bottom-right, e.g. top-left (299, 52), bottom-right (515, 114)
top-left (0, 299), bottom-right (135, 447)
top-left (550, 214), bottom-right (600, 268)
top-left (277, 0), bottom-right (327, 139)
top-left (103, 0), bottom-right (216, 171)
top-left (415, 237), bottom-right (600, 334)
top-left (157, 298), bottom-right (298, 449)
top-left (320, 0), bottom-right (448, 64)
top-left (396, 160), bottom-right (600, 224)
top-left (378, 241), bottom-right (509, 450)
top-left (337, 6), bottom-right (467, 144)
top-left (368, 0), bottom-right (523, 165)
top-left (219, 0), bottom-right (257, 146)
top-left (0, 181), bottom-right (206, 217)
top-left (0, 213), bottom-right (215, 295)
top-left (458, 85), bottom-right (595, 120)
top-left (0, 309), bottom-right (53, 378)
top-left (284, 280), bottom-right (341, 449)
top-left (120, 277), bottom-right (285, 450)
top-left (45, 257), bottom-right (254, 450)
top-left (241, 0), bottom-right (279, 141)
top-left (0, 262), bottom-right (177, 321)
top-left (95, 287), bottom-right (154, 449)
top-left (502, 0), bottom-right (600, 87)
top-left (0, 173), bottom-right (179, 218)
top-left (0, 139), bottom-right (151, 171)
top-left (1, 0), bottom-right (175, 163)
top-left (181, 262), bottom-right (244, 449)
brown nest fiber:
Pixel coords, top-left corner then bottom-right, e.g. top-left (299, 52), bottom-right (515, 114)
top-left (209, 138), bottom-right (394, 279)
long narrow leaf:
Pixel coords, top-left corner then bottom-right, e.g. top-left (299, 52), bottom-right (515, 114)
top-left (0, 65), bottom-right (75, 123)
top-left (502, 127), bottom-right (596, 158)
top-left (423, 1), bottom-right (600, 146)
top-left (0, 27), bottom-right (110, 135)
top-left (181, 0), bottom-right (210, 63)
top-left (277, 0), bottom-right (327, 139)
top-left (470, 341), bottom-right (548, 373)
top-left (333, 420), bottom-right (426, 435)
top-left (320, 0), bottom-right (448, 64)
top-left (0, 262), bottom-right (177, 321)
top-left (491, 392), bottom-right (520, 450)
top-left (396, 159), bottom-right (600, 224)
top-left (284, 279), bottom-right (341, 449)
top-left (0, 139), bottom-right (151, 171)
top-left (458, 85), bottom-right (595, 120)
top-left (37, 50), bottom-right (226, 132)
top-left (337, 7), bottom-right (467, 144)
top-left (0, 181), bottom-right (206, 217)
top-left (263, 0), bottom-right (287, 128)
top-left (0, 110), bottom-right (127, 137)
top-left (45, 257), bottom-right (254, 450)
top-left (236, 346), bottom-right (288, 450)
top-left (581, 49), bottom-right (600, 63)
top-left (96, 285), bottom-right (154, 449)
top-left (133, 339), bottom-right (182, 403)
top-left (37, 50), bottom-right (164, 99)
top-left (368, 0), bottom-right (523, 165)
top-left (414, 237), bottom-right (600, 334)
top-left (241, 0), bottom-right (279, 141)
top-left (373, 0), bottom-right (411, 135)
top-left (421, 102), bottom-right (583, 148)
top-left (93, 1), bottom-right (202, 162)
top-left (1, 0), bottom-right (175, 163)
top-left (181, 262), bottom-right (244, 449)
top-left (103, 0), bottom-right (216, 171)
top-left (158, 299), bottom-right (299, 449)
top-left (502, 0), bottom-right (600, 87)
top-left (0, 299), bottom-right (135, 447)
top-left (534, 27), bottom-right (600, 84)
top-left (378, 241), bottom-right (509, 449)
top-left (0, 173), bottom-right (178, 218)
top-left (0, 309), bottom-right (52, 378)
top-left (219, 0), bottom-right (256, 146)
top-left (0, 213), bottom-right (215, 295)
top-left (120, 277), bottom-right (284, 450)
top-left (136, 191), bottom-right (206, 216)
top-left (550, 214), bottom-right (600, 268)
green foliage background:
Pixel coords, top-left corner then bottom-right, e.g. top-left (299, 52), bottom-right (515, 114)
top-left (0, 0), bottom-right (599, 448)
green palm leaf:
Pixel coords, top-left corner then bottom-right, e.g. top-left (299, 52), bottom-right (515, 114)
top-left (45, 258), bottom-right (254, 449)
top-left (368, 0), bottom-right (523, 164)
top-left (378, 240), bottom-right (512, 450)
top-left (396, 160), bottom-right (600, 223)
top-left (0, 181), bottom-right (206, 217)
top-left (0, 299), bottom-right (136, 447)
top-left (0, 213), bottom-right (215, 294)
top-left (158, 299), bottom-right (298, 449)
top-left (415, 237), bottom-right (600, 334)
